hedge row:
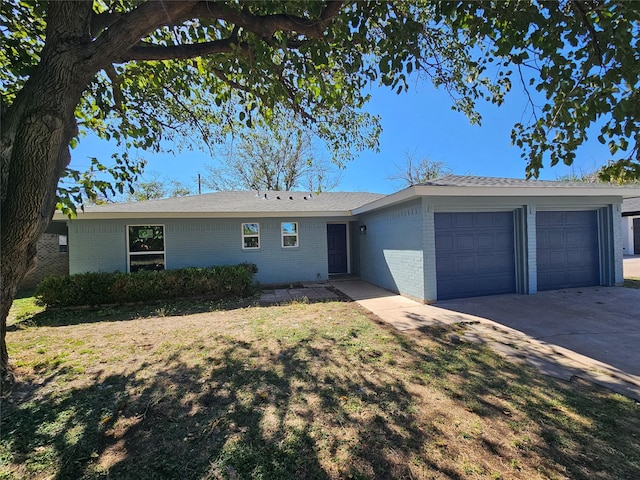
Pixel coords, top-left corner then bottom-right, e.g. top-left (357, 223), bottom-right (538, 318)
top-left (35, 263), bottom-right (258, 308)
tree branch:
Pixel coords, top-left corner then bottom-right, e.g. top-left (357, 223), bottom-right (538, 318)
top-left (103, 64), bottom-right (123, 112)
top-left (571, 0), bottom-right (603, 65)
top-left (95, 0), bottom-right (346, 69)
top-left (118, 37), bottom-right (242, 62)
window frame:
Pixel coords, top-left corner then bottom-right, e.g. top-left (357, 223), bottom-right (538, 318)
top-left (241, 222), bottom-right (261, 250)
top-left (126, 224), bottom-right (166, 273)
top-left (281, 222), bottom-right (299, 248)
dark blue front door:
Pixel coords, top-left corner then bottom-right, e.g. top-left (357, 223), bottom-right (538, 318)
top-left (327, 224), bottom-right (348, 274)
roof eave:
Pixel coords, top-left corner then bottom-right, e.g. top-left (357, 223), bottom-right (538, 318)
top-left (353, 185), bottom-right (639, 214)
top-left (55, 210), bottom-right (357, 221)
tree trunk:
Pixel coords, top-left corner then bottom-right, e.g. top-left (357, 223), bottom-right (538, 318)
top-left (0, 2), bottom-right (97, 394)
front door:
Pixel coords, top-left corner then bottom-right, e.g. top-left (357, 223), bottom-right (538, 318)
top-left (327, 224), bottom-right (348, 274)
top-left (634, 218), bottom-right (640, 254)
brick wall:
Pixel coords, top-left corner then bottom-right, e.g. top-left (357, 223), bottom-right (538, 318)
top-left (20, 233), bottom-right (69, 289)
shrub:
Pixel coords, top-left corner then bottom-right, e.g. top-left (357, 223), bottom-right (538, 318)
top-left (35, 263), bottom-right (258, 308)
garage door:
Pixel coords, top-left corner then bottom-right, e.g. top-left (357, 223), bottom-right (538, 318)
top-left (536, 211), bottom-right (600, 290)
top-left (435, 212), bottom-right (516, 300)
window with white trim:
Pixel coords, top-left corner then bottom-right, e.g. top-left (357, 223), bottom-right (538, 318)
top-left (127, 225), bottom-right (165, 272)
top-left (281, 222), bottom-right (298, 248)
top-left (242, 223), bottom-right (260, 249)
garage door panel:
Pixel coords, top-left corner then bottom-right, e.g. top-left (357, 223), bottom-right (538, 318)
top-left (435, 211), bottom-right (516, 300)
top-left (536, 211), bottom-right (599, 290)
top-left (454, 255), bottom-right (475, 274)
top-left (455, 234), bottom-right (475, 250)
top-left (435, 233), bottom-right (454, 252)
top-left (477, 233), bottom-right (495, 249)
top-left (454, 213), bottom-right (474, 227)
top-left (475, 213), bottom-right (494, 227)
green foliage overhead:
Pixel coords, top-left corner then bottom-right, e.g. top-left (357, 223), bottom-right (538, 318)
top-left (3, 1), bottom-right (639, 193)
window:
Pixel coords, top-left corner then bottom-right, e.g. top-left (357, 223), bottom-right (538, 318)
top-left (242, 223), bottom-right (260, 249)
top-left (58, 235), bottom-right (68, 253)
top-left (128, 225), bottom-right (165, 272)
top-left (281, 222), bottom-right (298, 248)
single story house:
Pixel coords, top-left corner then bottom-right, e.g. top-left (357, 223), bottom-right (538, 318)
top-left (57, 175), bottom-right (640, 302)
top-left (621, 197), bottom-right (640, 255)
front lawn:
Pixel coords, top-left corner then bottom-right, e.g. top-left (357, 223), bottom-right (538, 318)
top-left (2, 297), bottom-right (639, 479)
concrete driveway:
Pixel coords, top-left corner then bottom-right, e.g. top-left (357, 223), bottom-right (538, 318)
top-left (624, 255), bottom-right (640, 278)
top-left (438, 287), bottom-right (640, 376)
top-left (333, 279), bottom-right (640, 399)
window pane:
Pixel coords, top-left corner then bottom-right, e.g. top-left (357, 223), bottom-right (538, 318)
top-left (129, 226), bottom-right (164, 252)
top-left (283, 235), bottom-right (298, 247)
top-left (243, 223), bottom-right (259, 235)
top-left (244, 237), bottom-right (259, 248)
top-left (130, 254), bottom-right (165, 272)
top-left (282, 222), bottom-right (297, 235)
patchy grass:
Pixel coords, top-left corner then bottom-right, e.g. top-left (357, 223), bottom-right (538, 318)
top-left (2, 296), bottom-right (640, 479)
top-left (7, 290), bottom-right (44, 326)
top-left (623, 277), bottom-right (640, 289)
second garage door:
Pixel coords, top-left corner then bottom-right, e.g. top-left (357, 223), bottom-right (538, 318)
top-left (536, 210), bottom-right (600, 290)
top-left (435, 212), bottom-right (516, 300)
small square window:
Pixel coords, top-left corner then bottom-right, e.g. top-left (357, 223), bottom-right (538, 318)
top-left (242, 223), bottom-right (260, 249)
top-left (281, 222), bottom-right (298, 248)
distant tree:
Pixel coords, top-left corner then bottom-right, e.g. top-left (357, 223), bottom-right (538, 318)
top-left (557, 165), bottom-right (640, 185)
top-left (387, 152), bottom-right (452, 188)
top-left (203, 124), bottom-right (341, 192)
top-left (556, 167), bottom-right (602, 183)
top-left (127, 175), bottom-right (193, 201)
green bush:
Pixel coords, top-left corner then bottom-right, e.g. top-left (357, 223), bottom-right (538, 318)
top-left (35, 263), bottom-right (258, 308)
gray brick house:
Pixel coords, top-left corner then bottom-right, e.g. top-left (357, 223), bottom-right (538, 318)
top-left (57, 175), bottom-right (639, 302)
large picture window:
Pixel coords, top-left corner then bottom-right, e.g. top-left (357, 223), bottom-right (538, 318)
top-left (281, 222), bottom-right (298, 248)
top-left (128, 225), bottom-right (165, 272)
top-left (242, 223), bottom-right (260, 249)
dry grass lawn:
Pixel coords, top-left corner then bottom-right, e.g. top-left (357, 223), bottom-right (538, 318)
top-left (2, 296), bottom-right (639, 479)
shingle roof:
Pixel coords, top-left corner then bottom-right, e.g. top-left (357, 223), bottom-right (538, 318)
top-left (622, 197), bottom-right (640, 215)
top-left (418, 174), bottom-right (620, 189)
top-left (76, 190), bottom-right (385, 217)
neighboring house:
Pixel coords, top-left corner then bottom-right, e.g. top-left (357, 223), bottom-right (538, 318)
top-left (20, 220), bottom-right (69, 289)
top-left (56, 175), bottom-right (640, 302)
top-left (621, 197), bottom-right (640, 255)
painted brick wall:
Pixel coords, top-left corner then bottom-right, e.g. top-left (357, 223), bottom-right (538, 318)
top-left (20, 234), bottom-right (69, 289)
top-left (69, 220), bottom-right (128, 274)
top-left (612, 203), bottom-right (624, 284)
top-left (69, 217), bottom-right (331, 284)
top-left (358, 199), bottom-right (424, 300)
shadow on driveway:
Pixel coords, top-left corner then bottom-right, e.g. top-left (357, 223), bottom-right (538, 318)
top-left (436, 287), bottom-right (640, 377)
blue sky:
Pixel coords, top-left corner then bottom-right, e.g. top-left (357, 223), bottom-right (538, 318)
top-left (70, 79), bottom-right (615, 196)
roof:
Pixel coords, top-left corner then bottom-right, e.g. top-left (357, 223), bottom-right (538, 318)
top-left (622, 197), bottom-right (640, 215)
top-left (354, 175), bottom-right (640, 214)
top-left (55, 175), bottom-right (640, 221)
top-left (60, 190), bottom-right (385, 220)
top-left (419, 174), bottom-right (628, 189)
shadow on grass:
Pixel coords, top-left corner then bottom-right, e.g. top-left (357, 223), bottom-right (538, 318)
top-left (7, 297), bottom-right (259, 331)
top-left (3, 313), bottom-right (639, 479)
top-left (623, 278), bottom-right (640, 289)
top-left (387, 325), bottom-right (640, 480)
top-left (3, 335), bottom-right (443, 479)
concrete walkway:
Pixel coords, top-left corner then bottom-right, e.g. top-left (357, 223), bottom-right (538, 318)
top-left (259, 284), bottom-right (338, 305)
top-left (331, 279), bottom-right (640, 401)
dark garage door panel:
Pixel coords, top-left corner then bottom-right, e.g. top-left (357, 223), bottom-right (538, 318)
top-left (435, 212), bottom-right (516, 300)
top-left (536, 210), bottom-right (600, 290)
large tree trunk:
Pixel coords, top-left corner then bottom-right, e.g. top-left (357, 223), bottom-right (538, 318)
top-left (0, 2), bottom-right (97, 393)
